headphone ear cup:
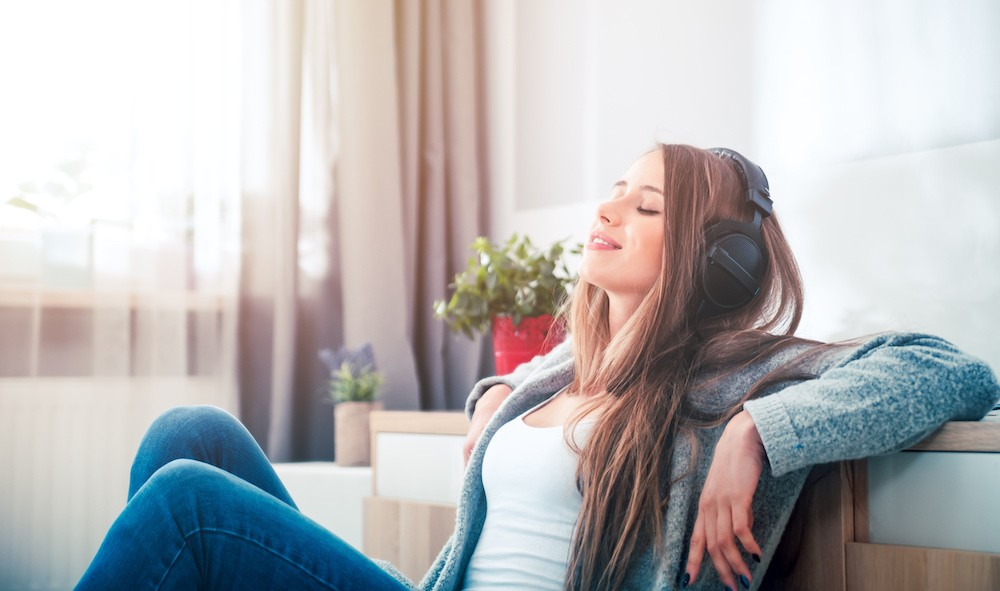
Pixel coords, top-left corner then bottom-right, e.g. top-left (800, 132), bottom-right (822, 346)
top-left (701, 222), bottom-right (767, 312)
top-left (699, 148), bottom-right (772, 319)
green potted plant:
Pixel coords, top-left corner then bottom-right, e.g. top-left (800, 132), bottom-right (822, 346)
top-left (320, 345), bottom-right (383, 466)
top-left (434, 233), bottom-right (578, 374)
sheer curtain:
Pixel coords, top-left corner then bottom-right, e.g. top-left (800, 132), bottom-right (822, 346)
top-left (0, 0), bottom-right (241, 388)
top-left (0, 1), bottom-right (243, 587)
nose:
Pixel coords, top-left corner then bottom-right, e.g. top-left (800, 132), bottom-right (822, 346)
top-left (596, 199), bottom-right (620, 226)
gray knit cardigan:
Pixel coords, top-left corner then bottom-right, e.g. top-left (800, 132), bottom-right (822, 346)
top-left (378, 333), bottom-right (998, 590)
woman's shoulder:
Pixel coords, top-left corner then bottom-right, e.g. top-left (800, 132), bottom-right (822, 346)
top-left (723, 330), bottom-right (978, 375)
top-left (744, 330), bottom-right (999, 414)
top-left (799, 330), bottom-right (990, 374)
top-left (684, 330), bottom-right (970, 412)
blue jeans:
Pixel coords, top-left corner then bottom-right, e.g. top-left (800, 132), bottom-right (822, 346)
top-left (75, 405), bottom-right (411, 591)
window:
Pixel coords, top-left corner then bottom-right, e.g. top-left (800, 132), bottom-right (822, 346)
top-left (0, 0), bottom-right (242, 377)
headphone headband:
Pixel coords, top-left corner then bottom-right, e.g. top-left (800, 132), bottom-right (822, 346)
top-left (707, 147), bottom-right (773, 218)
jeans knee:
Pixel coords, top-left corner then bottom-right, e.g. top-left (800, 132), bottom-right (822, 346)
top-left (141, 459), bottom-right (232, 510)
top-left (146, 405), bottom-right (243, 447)
top-left (151, 457), bottom-right (212, 485)
top-left (153, 405), bottom-right (237, 432)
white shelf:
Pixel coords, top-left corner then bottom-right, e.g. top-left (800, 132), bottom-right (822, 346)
top-left (272, 462), bottom-right (372, 551)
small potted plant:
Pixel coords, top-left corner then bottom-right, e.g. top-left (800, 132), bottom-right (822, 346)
top-left (434, 233), bottom-right (578, 374)
top-left (320, 344), bottom-right (383, 466)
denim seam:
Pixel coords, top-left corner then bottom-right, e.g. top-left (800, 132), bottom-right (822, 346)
top-left (156, 527), bottom-right (343, 591)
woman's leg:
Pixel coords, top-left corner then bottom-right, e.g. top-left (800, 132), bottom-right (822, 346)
top-left (76, 459), bottom-right (409, 591)
top-left (128, 405), bottom-right (295, 506)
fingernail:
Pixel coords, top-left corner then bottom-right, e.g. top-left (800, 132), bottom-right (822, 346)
top-left (681, 572), bottom-right (690, 587)
top-left (752, 553), bottom-right (761, 563)
top-left (740, 574), bottom-right (751, 589)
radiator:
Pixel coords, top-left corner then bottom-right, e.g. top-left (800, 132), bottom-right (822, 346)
top-left (0, 377), bottom-right (236, 591)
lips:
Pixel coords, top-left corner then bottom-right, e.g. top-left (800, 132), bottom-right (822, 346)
top-left (587, 231), bottom-right (622, 250)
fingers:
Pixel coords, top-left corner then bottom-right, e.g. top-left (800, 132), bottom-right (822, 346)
top-left (684, 513), bottom-right (706, 586)
top-left (705, 507), bottom-right (745, 590)
top-left (686, 505), bottom-right (759, 589)
top-left (732, 503), bottom-right (763, 565)
top-left (713, 509), bottom-right (751, 590)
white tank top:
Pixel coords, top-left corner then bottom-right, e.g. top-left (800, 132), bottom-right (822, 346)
top-left (462, 395), bottom-right (593, 590)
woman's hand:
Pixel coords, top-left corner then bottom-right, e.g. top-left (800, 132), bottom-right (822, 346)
top-left (685, 410), bottom-right (766, 590)
top-left (463, 383), bottom-right (513, 465)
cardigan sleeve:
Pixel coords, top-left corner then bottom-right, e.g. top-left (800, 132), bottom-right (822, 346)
top-left (743, 332), bottom-right (1000, 477)
top-left (464, 338), bottom-right (573, 419)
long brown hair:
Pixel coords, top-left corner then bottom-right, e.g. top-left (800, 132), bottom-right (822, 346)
top-left (562, 144), bottom-right (811, 590)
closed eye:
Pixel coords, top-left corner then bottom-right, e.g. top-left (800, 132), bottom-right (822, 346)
top-left (637, 207), bottom-right (660, 215)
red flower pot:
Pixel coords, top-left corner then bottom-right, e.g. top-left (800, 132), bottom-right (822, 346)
top-left (491, 314), bottom-right (565, 375)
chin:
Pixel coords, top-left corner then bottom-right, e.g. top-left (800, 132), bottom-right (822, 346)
top-left (576, 265), bottom-right (602, 291)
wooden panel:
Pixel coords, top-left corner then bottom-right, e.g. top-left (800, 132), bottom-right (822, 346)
top-left (761, 462), bottom-right (854, 591)
top-left (370, 411), bottom-right (468, 436)
top-left (846, 542), bottom-right (1000, 591)
top-left (851, 459), bottom-right (869, 543)
top-left (907, 421), bottom-right (1000, 452)
top-left (363, 496), bottom-right (456, 584)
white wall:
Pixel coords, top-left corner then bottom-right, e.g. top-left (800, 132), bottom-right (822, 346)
top-left (483, 0), bottom-right (1000, 368)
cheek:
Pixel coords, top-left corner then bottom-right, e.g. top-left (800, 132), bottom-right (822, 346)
top-left (639, 226), bottom-right (665, 267)
top-left (637, 236), bottom-right (665, 286)
top-left (639, 250), bottom-right (663, 284)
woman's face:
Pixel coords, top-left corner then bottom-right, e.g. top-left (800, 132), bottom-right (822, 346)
top-left (578, 150), bottom-right (666, 301)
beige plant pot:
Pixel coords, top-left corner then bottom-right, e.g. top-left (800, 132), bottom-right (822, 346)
top-left (334, 401), bottom-right (383, 466)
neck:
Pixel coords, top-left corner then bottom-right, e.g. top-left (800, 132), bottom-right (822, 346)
top-left (606, 293), bottom-right (643, 339)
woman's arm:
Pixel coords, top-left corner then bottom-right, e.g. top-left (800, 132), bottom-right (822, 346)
top-left (462, 337), bottom-right (573, 463)
top-left (743, 332), bottom-right (999, 477)
top-left (463, 337), bottom-right (573, 420)
top-left (463, 383), bottom-right (513, 464)
top-left (686, 332), bottom-right (1000, 588)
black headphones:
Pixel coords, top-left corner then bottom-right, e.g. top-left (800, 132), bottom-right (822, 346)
top-left (698, 148), bottom-right (773, 318)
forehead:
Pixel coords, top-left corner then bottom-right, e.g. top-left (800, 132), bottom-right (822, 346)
top-left (620, 150), bottom-right (664, 187)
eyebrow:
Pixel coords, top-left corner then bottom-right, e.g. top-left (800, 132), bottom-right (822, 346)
top-left (612, 180), bottom-right (664, 195)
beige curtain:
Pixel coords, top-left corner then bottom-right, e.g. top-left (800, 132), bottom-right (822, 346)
top-left (239, 0), bottom-right (352, 461)
top-left (395, 0), bottom-right (490, 409)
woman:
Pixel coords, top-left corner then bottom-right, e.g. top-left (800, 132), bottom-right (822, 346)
top-left (77, 144), bottom-right (999, 591)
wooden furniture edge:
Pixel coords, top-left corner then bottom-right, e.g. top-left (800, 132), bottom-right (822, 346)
top-left (364, 496), bottom-right (458, 510)
top-left (845, 541), bottom-right (1000, 590)
top-left (906, 421), bottom-right (1000, 452)
top-left (370, 411), bottom-right (468, 437)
